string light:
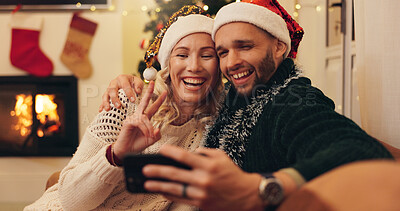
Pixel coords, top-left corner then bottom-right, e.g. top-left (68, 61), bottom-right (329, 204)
top-left (76, 2), bottom-right (81, 8)
top-left (141, 5), bottom-right (148, 11)
top-left (293, 0), bottom-right (299, 21)
top-left (122, 10), bottom-right (128, 16)
top-left (90, 5), bottom-right (96, 11)
top-left (108, 4), bottom-right (115, 11)
top-left (292, 2), bottom-right (323, 18)
top-left (203, 5), bottom-right (209, 11)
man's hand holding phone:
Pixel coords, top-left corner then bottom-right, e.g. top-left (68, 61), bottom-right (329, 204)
top-left (123, 153), bottom-right (191, 193)
top-left (138, 145), bottom-right (262, 211)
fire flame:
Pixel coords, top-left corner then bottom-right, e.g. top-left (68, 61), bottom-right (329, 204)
top-left (10, 94), bottom-right (33, 136)
top-left (35, 94), bottom-right (59, 125)
top-left (10, 94), bottom-right (60, 137)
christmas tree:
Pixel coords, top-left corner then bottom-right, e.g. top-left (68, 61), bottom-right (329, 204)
top-left (138, 0), bottom-right (235, 76)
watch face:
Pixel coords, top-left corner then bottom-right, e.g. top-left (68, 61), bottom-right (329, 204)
top-left (261, 179), bottom-right (284, 206)
top-left (265, 182), bottom-right (283, 205)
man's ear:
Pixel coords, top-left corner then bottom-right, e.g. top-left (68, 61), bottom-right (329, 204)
top-left (275, 40), bottom-right (287, 59)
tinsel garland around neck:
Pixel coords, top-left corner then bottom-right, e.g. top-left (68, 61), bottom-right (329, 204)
top-left (204, 68), bottom-right (301, 167)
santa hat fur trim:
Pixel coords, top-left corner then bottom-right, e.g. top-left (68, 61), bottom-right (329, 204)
top-left (158, 14), bottom-right (214, 69)
top-left (212, 2), bottom-right (291, 58)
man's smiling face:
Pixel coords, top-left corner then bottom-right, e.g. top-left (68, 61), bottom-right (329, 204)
top-left (215, 22), bottom-right (286, 96)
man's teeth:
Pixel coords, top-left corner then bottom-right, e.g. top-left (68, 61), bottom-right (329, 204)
top-left (232, 70), bottom-right (251, 79)
top-left (183, 78), bottom-right (205, 85)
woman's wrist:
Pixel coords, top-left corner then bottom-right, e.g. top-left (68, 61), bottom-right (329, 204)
top-left (106, 144), bottom-right (123, 167)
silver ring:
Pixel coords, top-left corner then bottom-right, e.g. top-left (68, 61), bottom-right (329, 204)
top-left (182, 184), bottom-right (188, 198)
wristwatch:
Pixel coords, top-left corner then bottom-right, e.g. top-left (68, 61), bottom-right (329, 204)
top-left (258, 174), bottom-right (284, 206)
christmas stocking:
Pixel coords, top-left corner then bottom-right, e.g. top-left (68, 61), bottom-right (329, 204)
top-left (60, 14), bottom-right (97, 79)
top-left (10, 14), bottom-right (53, 77)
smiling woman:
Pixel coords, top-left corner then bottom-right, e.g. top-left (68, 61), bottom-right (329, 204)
top-left (24, 5), bottom-right (223, 211)
top-left (169, 33), bottom-right (219, 111)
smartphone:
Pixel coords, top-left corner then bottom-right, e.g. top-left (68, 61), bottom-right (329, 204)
top-left (123, 153), bottom-right (191, 193)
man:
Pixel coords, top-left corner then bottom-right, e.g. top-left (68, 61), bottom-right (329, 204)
top-left (100, 0), bottom-right (393, 210)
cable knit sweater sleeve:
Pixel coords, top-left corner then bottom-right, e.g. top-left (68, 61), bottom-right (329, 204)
top-left (57, 90), bottom-right (134, 211)
top-left (269, 78), bottom-right (393, 180)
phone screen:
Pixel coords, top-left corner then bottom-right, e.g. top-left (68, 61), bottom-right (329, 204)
top-left (123, 153), bottom-right (191, 193)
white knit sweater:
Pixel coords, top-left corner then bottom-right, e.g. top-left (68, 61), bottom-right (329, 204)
top-left (24, 90), bottom-right (205, 211)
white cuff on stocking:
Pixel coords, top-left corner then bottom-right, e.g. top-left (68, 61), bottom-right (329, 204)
top-left (10, 13), bottom-right (42, 31)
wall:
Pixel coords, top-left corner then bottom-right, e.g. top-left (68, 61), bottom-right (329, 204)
top-left (0, 0), bottom-right (152, 208)
top-left (121, 0), bottom-right (155, 75)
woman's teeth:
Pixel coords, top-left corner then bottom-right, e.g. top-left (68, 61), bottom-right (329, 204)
top-left (232, 70), bottom-right (252, 79)
top-left (183, 78), bottom-right (205, 86)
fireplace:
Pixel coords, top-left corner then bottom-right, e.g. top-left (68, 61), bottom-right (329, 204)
top-left (0, 76), bottom-right (78, 156)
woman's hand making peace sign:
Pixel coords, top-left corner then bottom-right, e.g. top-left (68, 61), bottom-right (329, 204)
top-left (113, 81), bottom-right (167, 160)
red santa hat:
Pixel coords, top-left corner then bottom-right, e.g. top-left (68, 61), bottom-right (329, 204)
top-left (212, 0), bottom-right (304, 58)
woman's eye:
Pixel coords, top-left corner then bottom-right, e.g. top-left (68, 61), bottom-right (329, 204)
top-left (176, 54), bottom-right (187, 58)
top-left (202, 54), bottom-right (214, 58)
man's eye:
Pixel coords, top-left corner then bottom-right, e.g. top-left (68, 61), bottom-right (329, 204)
top-left (240, 45), bottom-right (252, 50)
top-left (218, 51), bottom-right (227, 58)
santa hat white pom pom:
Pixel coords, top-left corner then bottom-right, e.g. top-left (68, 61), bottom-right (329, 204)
top-left (143, 67), bottom-right (157, 81)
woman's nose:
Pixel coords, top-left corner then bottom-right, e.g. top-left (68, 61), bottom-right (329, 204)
top-left (188, 56), bottom-right (201, 72)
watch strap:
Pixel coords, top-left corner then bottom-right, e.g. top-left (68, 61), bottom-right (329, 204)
top-left (261, 173), bottom-right (275, 179)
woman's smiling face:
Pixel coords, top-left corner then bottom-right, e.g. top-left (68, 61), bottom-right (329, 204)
top-left (169, 32), bottom-right (219, 106)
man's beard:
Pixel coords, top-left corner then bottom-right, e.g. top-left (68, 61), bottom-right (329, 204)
top-left (254, 49), bottom-right (276, 86)
top-left (232, 49), bottom-right (276, 97)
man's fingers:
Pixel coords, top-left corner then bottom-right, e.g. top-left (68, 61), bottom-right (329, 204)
top-left (104, 78), bottom-right (122, 109)
top-left (133, 76), bottom-right (144, 95)
top-left (136, 81), bottom-right (155, 114)
top-left (119, 75), bottom-right (136, 102)
top-left (100, 90), bottom-right (112, 111)
top-left (143, 164), bottom-right (192, 184)
top-left (109, 90), bottom-right (121, 108)
top-left (98, 104), bottom-right (104, 112)
top-left (159, 145), bottom-right (210, 169)
top-left (195, 147), bottom-right (224, 158)
top-left (145, 91), bottom-right (167, 118)
top-left (124, 87), bottom-right (136, 103)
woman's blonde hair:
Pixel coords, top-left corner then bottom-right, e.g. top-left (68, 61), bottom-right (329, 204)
top-left (151, 66), bottom-right (223, 129)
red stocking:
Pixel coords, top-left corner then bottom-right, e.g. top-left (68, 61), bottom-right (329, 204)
top-left (10, 14), bottom-right (53, 77)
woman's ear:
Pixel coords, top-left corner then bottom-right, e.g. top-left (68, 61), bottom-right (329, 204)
top-left (275, 40), bottom-right (287, 59)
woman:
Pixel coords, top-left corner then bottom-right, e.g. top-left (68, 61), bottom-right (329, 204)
top-left (24, 5), bottom-right (223, 211)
